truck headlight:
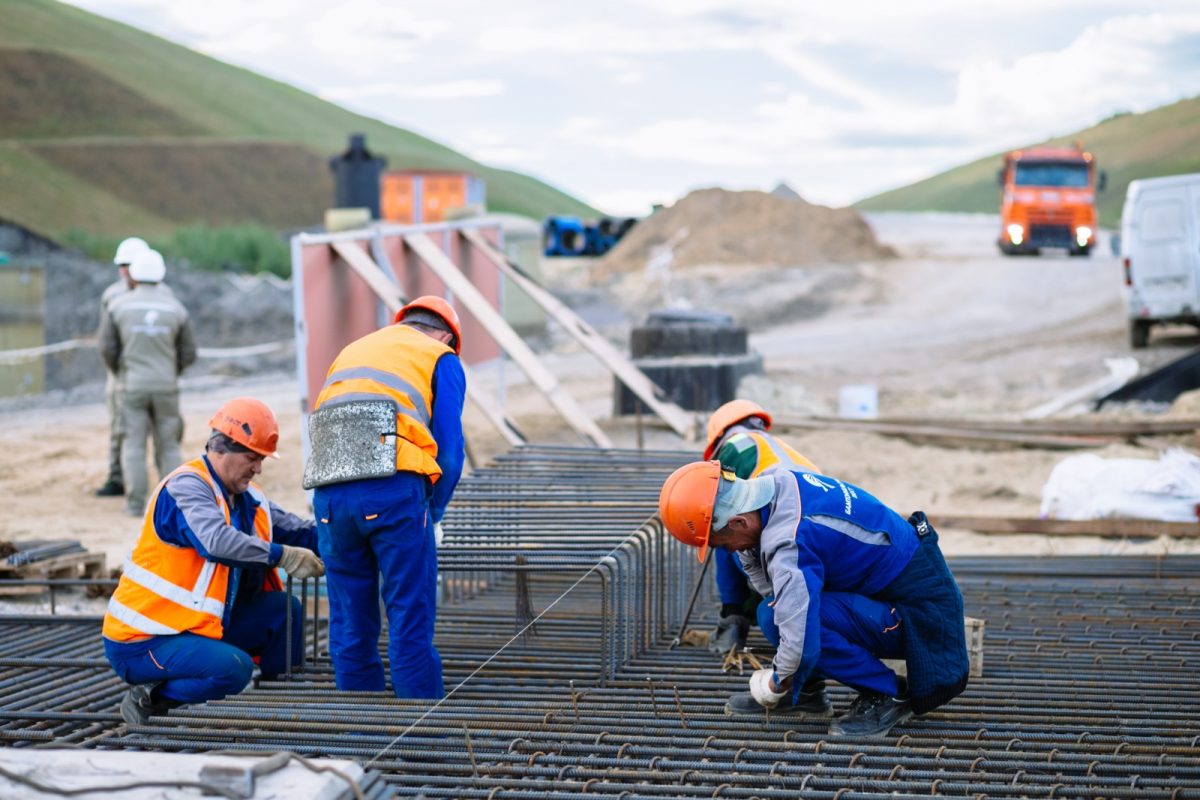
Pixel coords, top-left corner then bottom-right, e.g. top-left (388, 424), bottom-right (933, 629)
top-left (1075, 226), bottom-right (1092, 246)
top-left (1007, 224), bottom-right (1024, 245)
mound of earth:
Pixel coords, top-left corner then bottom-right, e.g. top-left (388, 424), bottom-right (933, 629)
top-left (597, 187), bottom-right (895, 277)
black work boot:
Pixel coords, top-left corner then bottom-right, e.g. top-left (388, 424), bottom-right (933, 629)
top-left (725, 679), bottom-right (832, 716)
top-left (120, 683), bottom-right (178, 725)
top-left (95, 478), bottom-right (125, 497)
top-left (829, 682), bottom-right (913, 737)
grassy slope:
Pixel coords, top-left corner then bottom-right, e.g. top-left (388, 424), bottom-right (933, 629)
top-left (0, 0), bottom-right (597, 238)
top-left (856, 96), bottom-right (1200, 227)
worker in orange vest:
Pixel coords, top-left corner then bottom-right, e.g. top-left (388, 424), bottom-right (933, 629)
top-left (102, 398), bottom-right (324, 725)
top-left (659, 461), bottom-right (968, 737)
top-left (702, 400), bottom-right (819, 654)
top-left (305, 296), bottom-right (466, 698)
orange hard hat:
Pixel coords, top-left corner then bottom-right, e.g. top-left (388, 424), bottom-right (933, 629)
top-left (659, 460), bottom-right (729, 563)
top-left (703, 399), bottom-right (772, 459)
top-left (394, 295), bottom-right (463, 354)
top-left (208, 397), bottom-right (281, 459)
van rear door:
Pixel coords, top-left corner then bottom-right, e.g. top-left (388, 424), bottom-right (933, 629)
top-left (1130, 184), bottom-right (1198, 317)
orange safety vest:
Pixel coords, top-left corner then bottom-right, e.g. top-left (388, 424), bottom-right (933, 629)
top-left (313, 323), bottom-right (451, 481)
top-left (734, 431), bottom-right (820, 476)
top-left (102, 457), bottom-right (281, 642)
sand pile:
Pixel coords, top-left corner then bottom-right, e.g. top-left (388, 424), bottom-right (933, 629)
top-left (597, 187), bottom-right (895, 276)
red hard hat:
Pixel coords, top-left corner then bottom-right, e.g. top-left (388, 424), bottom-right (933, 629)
top-left (703, 399), bottom-right (772, 460)
top-left (394, 295), bottom-right (463, 354)
top-left (658, 460), bottom-right (729, 563)
top-left (208, 398), bottom-right (280, 459)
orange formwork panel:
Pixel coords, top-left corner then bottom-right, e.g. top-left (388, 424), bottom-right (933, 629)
top-left (380, 171), bottom-right (485, 224)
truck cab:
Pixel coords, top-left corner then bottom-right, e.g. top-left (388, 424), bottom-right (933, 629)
top-left (998, 145), bottom-right (1104, 256)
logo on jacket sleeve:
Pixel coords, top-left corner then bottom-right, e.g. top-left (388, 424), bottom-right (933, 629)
top-left (802, 473), bottom-right (836, 492)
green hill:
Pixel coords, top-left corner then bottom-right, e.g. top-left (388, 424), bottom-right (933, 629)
top-left (0, 0), bottom-right (597, 243)
top-left (856, 95), bottom-right (1200, 227)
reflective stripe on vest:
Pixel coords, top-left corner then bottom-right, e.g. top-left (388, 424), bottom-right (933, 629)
top-left (102, 457), bottom-right (276, 642)
top-left (732, 432), bottom-right (819, 476)
top-left (313, 324), bottom-right (450, 481)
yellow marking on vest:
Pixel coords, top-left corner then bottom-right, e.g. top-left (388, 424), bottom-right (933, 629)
top-left (365, 513), bottom-right (379, 521)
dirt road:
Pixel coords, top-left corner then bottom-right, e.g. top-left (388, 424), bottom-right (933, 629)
top-left (3, 211), bottom-right (1197, 607)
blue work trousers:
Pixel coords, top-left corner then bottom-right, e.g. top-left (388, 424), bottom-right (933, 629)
top-left (314, 471), bottom-right (443, 699)
top-left (103, 590), bottom-right (302, 705)
top-left (759, 591), bottom-right (905, 699)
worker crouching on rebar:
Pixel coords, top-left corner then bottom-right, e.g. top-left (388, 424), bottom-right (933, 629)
top-left (101, 398), bottom-right (325, 725)
top-left (702, 400), bottom-right (821, 656)
top-left (659, 461), bottom-right (969, 738)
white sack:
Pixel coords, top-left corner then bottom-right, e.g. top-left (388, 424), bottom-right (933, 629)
top-left (1040, 449), bottom-right (1200, 522)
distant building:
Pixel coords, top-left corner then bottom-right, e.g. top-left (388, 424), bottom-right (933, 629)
top-left (380, 170), bottom-right (486, 225)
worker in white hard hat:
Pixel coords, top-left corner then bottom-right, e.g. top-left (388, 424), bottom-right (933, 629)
top-left (99, 249), bottom-right (196, 516)
top-left (702, 400), bottom-right (821, 656)
top-left (95, 237), bottom-right (149, 497)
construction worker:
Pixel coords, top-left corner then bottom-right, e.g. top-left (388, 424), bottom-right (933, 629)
top-left (306, 296), bottom-right (466, 698)
top-left (95, 236), bottom-right (149, 497)
top-left (102, 398), bottom-right (325, 725)
top-left (703, 400), bottom-right (819, 655)
top-left (658, 461), bottom-right (969, 738)
top-left (99, 248), bottom-right (196, 516)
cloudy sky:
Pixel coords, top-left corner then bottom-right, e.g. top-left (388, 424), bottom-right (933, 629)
top-left (66, 1), bottom-right (1200, 215)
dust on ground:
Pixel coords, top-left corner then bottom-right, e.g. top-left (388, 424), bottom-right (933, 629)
top-left (3, 211), bottom-right (1200, 614)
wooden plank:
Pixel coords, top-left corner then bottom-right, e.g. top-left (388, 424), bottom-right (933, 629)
top-left (460, 229), bottom-right (696, 441)
top-left (930, 514), bottom-right (1200, 538)
top-left (777, 414), bottom-right (1200, 438)
top-left (772, 415), bottom-right (1107, 450)
top-left (406, 232), bottom-right (612, 448)
top-left (330, 240), bottom-right (525, 448)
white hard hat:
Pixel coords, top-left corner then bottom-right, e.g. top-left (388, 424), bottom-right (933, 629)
top-left (128, 249), bottom-right (166, 283)
top-left (113, 237), bottom-right (149, 267)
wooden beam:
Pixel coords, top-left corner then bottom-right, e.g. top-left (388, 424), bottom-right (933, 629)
top-left (330, 240), bottom-right (526, 448)
top-left (775, 413), bottom-right (1200, 438)
top-left (772, 415), bottom-right (1107, 450)
top-left (459, 228), bottom-right (697, 441)
top-left (404, 232), bottom-right (613, 448)
top-left (931, 514), bottom-right (1200, 538)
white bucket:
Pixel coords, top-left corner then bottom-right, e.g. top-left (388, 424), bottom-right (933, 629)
top-left (838, 384), bottom-right (878, 419)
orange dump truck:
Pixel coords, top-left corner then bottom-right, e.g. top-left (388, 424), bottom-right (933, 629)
top-left (997, 145), bottom-right (1106, 256)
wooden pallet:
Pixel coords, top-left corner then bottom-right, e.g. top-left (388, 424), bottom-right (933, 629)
top-left (0, 552), bottom-right (108, 596)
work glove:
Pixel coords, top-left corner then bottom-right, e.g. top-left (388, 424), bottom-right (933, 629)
top-left (434, 521), bottom-right (445, 547)
top-left (278, 545), bottom-right (325, 580)
top-left (749, 668), bottom-right (787, 708)
top-left (708, 613), bottom-right (750, 653)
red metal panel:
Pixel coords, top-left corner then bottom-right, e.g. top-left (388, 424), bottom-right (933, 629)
top-left (300, 241), bottom-right (381, 411)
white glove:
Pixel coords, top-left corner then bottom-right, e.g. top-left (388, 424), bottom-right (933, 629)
top-left (433, 522), bottom-right (445, 547)
top-left (278, 545), bottom-right (325, 579)
top-left (749, 668), bottom-right (787, 708)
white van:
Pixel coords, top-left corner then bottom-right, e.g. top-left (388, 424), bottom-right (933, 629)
top-left (1121, 173), bottom-right (1200, 348)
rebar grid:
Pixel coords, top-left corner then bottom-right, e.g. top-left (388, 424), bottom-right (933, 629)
top-left (0, 446), bottom-right (1197, 800)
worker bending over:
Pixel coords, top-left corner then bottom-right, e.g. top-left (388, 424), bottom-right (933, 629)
top-left (659, 461), bottom-right (969, 737)
top-left (703, 400), bottom-right (819, 654)
top-left (102, 398), bottom-right (324, 725)
top-left (305, 296), bottom-right (466, 698)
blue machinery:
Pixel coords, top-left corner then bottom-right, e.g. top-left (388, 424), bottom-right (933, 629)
top-left (544, 215), bottom-right (638, 257)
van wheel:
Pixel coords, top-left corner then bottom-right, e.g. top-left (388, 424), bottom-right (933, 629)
top-left (1130, 320), bottom-right (1151, 349)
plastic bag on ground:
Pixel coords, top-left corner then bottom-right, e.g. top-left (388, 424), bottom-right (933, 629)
top-left (1040, 449), bottom-right (1200, 522)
